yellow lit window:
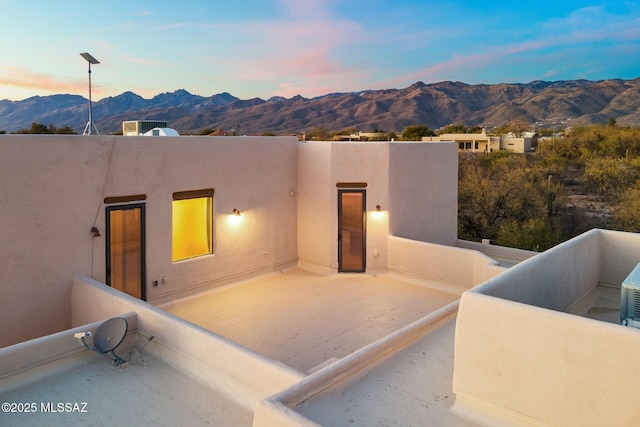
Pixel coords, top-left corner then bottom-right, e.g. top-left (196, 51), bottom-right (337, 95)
top-left (172, 190), bottom-right (213, 261)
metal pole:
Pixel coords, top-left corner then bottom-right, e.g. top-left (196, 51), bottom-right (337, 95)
top-left (81, 52), bottom-right (99, 136)
top-left (87, 62), bottom-right (93, 135)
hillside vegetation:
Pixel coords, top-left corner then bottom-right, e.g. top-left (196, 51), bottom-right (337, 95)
top-left (458, 123), bottom-right (640, 251)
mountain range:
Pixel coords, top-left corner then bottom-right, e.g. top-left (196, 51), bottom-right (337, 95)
top-left (1, 79), bottom-right (639, 134)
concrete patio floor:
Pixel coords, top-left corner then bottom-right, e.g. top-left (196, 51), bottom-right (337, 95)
top-left (294, 319), bottom-right (479, 427)
top-left (0, 343), bottom-right (252, 427)
top-left (161, 268), bottom-right (461, 372)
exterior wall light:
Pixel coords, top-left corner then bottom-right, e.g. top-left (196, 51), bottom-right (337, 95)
top-left (373, 204), bottom-right (384, 218)
top-left (228, 209), bottom-right (242, 225)
top-left (91, 226), bottom-right (101, 237)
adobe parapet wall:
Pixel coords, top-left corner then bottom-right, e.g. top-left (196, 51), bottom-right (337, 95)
top-left (453, 229), bottom-right (640, 426)
top-left (70, 276), bottom-right (305, 412)
top-left (455, 239), bottom-right (536, 266)
top-left (387, 236), bottom-right (505, 290)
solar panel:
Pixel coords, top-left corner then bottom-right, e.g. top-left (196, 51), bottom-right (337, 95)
top-left (80, 52), bottom-right (100, 64)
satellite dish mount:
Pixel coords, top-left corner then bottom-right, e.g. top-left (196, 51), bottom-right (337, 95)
top-left (77, 317), bottom-right (129, 367)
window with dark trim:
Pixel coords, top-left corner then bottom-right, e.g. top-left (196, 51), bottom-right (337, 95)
top-left (172, 189), bottom-right (214, 261)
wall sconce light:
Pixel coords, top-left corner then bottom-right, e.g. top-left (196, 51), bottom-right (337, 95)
top-left (228, 208), bottom-right (242, 225)
top-left (375, 205), bottom-right (382, 213)
top-left (91, 226), bottom-right (101, 237)
top-left (373, 204), bottom-right (384, 218)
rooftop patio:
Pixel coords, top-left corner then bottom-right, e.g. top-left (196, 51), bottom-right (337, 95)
top-left (9, 232), bottom-right (626, 426)
top-left (161, 268), bottom-right (461, 372)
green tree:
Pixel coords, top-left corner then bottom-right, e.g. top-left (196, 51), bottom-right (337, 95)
top-left (458, 159), bottom-right (501, 240)
top-left (13, 123), bottom-right (44, 134)
top-left (458, 152), bottom-right (565, 244)
top-left (306, 126), bottom-right (330, 140)
top-left (459, 124), bottom-right (640, 250)
top-left (13, 122), bottom-right (77, 134)
top-left (584, 157), bottom-right (636, 199)
top-left (54, 126), bottom-right (76, 134)
top-left (334, 127), bottom-right (359, 136)
top-left (331, 127), bottom-right (359, 140)
top-left (614, 184), bottom-right (640, 232)
top-left (497, 218), bottom-right (560, 252)
top-left (439, 123), bottom-right (466, 134)
top-left (31, 123), bottom-right (50, 133)
top-left (402, 125), bottom-right (435, 140)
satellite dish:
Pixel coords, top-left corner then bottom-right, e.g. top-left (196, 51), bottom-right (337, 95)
top-left (93, 317), bottom-right (128, 353)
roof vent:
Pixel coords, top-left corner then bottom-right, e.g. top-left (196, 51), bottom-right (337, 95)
top-left (621, 263), bottom-right (640, 327)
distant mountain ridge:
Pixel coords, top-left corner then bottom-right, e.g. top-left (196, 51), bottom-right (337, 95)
top-left (1, 79), bottom-right (639, 134)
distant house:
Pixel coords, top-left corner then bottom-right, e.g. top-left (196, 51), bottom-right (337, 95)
top-left (335, 131), bottom-right (388, 141)
top-left (423, 128), bottom-right (532, 153)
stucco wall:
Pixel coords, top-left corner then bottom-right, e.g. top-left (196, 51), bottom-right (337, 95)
top-left (297, 142), bottom-right (391, 272)
top-left (296, 142), bottom-right (337, 271)
top-left (1, 136), bottom-right (110, 347)
top-left (454, 291), bottom-right (640, 426)
top-left (2, 136), bottom-right (459, 347)
top-left (297, 141), bottom-right (457, 272)
top-left (387, 236), bottom-right (504, 288)
top-left (501, 136), bottom-right (531, 152)
top-left (0, 135), bottom-right (298, 347)
top-left (599, 229), bottom-right (640, 285)
top-left (453, 229), bottom-right (640, 426)
top-left (455, 239), bottom-right (536, 265)
top-left (331, 143), bottom-right (391, 272)
top-left (474, 229), bottom-right (602, 311)
top-left (388, 142), bottom-right (458, 246)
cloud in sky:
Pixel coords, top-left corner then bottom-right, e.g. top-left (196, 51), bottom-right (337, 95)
top-left (228, 19), bottom-right (369, 97)
top-left (0, 66), bottom-right (91, 97)
top-left (0, 1), bottom-right (638, 101)
top-left (175, 0), bottom-right (373, 97)
top-left (383, 4), bottom-right (640, 88)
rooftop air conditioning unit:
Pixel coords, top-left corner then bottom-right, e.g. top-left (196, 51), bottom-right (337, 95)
top-left (621, 263), bottom-right (640, 328)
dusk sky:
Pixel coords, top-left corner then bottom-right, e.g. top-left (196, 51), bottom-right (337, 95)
top-left (1, 0), bottom-right (639, 101)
